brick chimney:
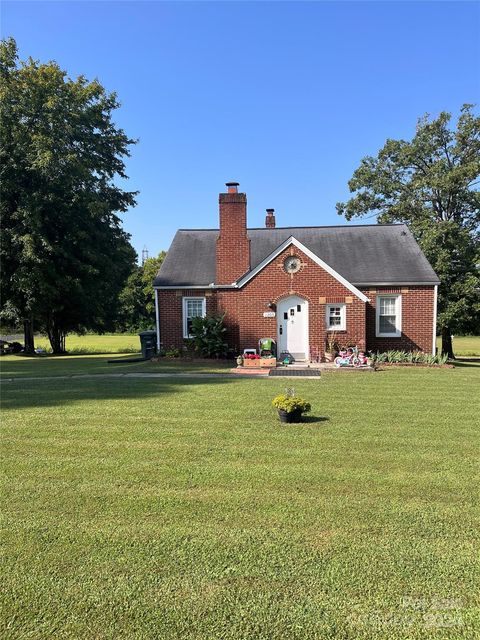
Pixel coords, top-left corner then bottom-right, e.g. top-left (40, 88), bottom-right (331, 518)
top-left (265, 208), bottom-right (276, 228)
top-left (216, 182), bottom-right (250, 284)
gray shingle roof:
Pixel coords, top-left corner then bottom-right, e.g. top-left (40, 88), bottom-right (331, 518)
top-left (154, 224), bottom-right (440, 287)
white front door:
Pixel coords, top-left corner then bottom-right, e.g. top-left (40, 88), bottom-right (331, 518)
top-left (277, 295), bottom-right (309, 360)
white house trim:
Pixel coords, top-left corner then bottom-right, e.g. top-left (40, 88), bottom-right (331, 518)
top-left (326, 303), bottom-right (346, 331)
top-left (155, 288), bottom-right (161, 351)
top-left (154, 285), bottom-right (215, 290)
top-left (235, 236), bottom-right (369, 302)
top-left (352, 281), bottom-right (440, 286)
top-left (375, 293), bottom-right (402, 338)
top-left (432, 284), bottom-right (438, 355)
top-left (182, 296), bottom-right (207, 338)
top-left (155, 282), bottom-right (439, 290)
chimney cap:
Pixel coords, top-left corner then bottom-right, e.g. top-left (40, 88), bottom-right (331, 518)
top-left (225, 181), bottom-right (240, 194)
top-left (265, 208), bottom-right (276, 228)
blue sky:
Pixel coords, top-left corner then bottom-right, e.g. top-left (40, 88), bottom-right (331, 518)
top-left (3, 1), bottom-right (479, 259)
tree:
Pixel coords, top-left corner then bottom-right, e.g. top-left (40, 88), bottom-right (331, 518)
top-left (0, 38), bottom-right (137, 352)
top-left (336, 105), bottom-right (480, 358)
top-left (116, 252), bottom-right (166, 332)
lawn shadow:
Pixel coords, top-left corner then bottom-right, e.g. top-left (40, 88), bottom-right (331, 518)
top-left (107, 355), bottom-right (146, 363)
top-left (302, 415), bottom-right (330, 424)
top-left (451, 359), bottom-right (480, 368)
top-left (0, 375), bottom-right (239, 412)
top-left (0, 353), bottom-right (231, 379)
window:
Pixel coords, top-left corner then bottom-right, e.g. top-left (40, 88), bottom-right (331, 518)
top-left (326, 304), bottom-right (346, 331)
top-left (376, 295), bottom-right (402, 337)
top-left (183, 297), bottom-right (206, 338)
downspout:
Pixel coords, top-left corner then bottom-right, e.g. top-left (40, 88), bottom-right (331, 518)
top-left (155, 288), bottom-right (161, 352)
top-left (432, 285), bottom-right (438, 355)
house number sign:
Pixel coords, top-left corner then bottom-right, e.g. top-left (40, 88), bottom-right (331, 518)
top-left (263, 311), bottom-right (276, 318)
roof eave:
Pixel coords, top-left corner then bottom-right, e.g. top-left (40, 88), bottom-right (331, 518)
top-left (352, 281), bottom-right (440, 286)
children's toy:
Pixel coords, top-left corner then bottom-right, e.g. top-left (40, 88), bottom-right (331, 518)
top-left (357, 351), bottom-right (369, 366)
top-left (334, 346), bottom-right (369, 368)
top-left (279, 351), bottom-right (294, 365)
top-left (334, 348), bottom-right (357, 367)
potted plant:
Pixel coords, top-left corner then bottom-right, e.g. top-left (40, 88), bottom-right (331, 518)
top-left (272, 394), bottom-right (311, 423)
top-left (325, 331), bottom-right (338, 363)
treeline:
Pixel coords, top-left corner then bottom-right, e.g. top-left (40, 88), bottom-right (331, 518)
top-left (115, 252), bottom-right (166, 333)
top-left (0, 250), bottom-right (166, 349)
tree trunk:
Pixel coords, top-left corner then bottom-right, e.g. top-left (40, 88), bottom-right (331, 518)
top-left (441, 326), bottom-right (455, 359)
top-left (47, 323), bottom-right (66, 354)
top-left (23, 316), bottom-right (35, 353)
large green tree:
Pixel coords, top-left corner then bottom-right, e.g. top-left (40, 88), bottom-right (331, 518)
top-left (116, 251), bottom-right (166, 332)
top-left (337, 105), bottom-right (480, 358)
top-left (0, 38), bottom-right (137, 352)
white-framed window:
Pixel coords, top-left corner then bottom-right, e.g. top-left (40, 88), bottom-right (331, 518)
top-left (376, 294), bottom-right (402, 337)
top-left (183, 297), bottom-right (206, 338)
top-left (326, 304), bottom-right (346, 331)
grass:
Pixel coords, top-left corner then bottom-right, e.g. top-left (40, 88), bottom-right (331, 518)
top-left (1, 356), bottom-right (479, 639)
top-left (436, 335), bottom-right (480, 356)
top-left (33, 333), bottom-right (141, 354)
top-left (0, 354), bottom-right (232, 379)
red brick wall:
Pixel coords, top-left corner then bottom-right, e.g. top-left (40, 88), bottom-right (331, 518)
top-left (158, 289), bottom-right (216, 351)
top-left (158, 246), bottom-right (367, 358)
top-left (363, 286), bottom-right (435, 354)
top-left (216, 245), bottom-right (367, 358)
top-left (216, 192), bottom-right (250, 284)
top-left (157, 261), bottom-right (435, 358)
top-left (158, 278), bottom-right (434, 356)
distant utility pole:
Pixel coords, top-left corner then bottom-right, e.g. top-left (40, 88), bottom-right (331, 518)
top-left (141, 246), bottom-right (149, 266)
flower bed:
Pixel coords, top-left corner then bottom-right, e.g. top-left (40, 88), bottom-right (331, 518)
top-left (369, 350), bottom-right (449, 366)
top-left (375, 362), bottom-right (454, 369)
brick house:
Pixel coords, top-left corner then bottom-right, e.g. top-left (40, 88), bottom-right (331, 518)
top-left (154, 182), bottom-right (440, 361)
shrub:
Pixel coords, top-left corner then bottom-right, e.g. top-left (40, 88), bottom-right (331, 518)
top-left (165, 347), bottom-right (181, 358)
top-left (272, 394), bottom-right (311, 414)
top-left (189, 314), bottom-right (229, 359)
top-left (9, 342), bottom-right (23, 353)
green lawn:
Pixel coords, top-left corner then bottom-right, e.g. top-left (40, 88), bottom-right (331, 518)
top-left (1, 356), bottom-right (479, 639)
top-left (34, 332), bottom-right (141, 354)
top-left (0, 353), bottom-right (231, 379)
top-left (436, 334), bottom-right (480, 356)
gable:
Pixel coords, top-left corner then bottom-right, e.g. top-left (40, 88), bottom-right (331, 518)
top-left (236, 237), bottom-right (369, 302)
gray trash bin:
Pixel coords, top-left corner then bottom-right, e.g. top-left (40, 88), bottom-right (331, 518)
top-left (139, 330), bottom-right (157, 359)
